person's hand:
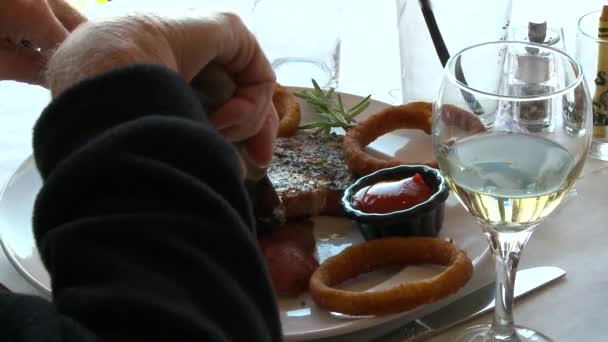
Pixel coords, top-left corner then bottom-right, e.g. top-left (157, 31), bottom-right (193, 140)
top-left (168, 14), bottom-right (279, 169)
top-left (0, 0), bottom-right (86, 85)
top-left (46, 12), bottom-right (278, 170)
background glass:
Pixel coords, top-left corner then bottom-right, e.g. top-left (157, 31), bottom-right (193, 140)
top-left (511, 22), bottom-right (565, 51)
top-left (433, 41), bottom-right (591, 341)
top-left (396, 0), bottom-right (513, 103)
top-left (576, 9), bottom-right (608, 160)
top-left (252, 0), bottom-right (342, 89)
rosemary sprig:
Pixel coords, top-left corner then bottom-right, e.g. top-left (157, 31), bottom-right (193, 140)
top-left (294, 79), bottom-right (371, 135)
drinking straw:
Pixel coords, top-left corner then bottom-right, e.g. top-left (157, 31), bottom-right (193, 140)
top-left (419, 0), bottom-right (450, 67)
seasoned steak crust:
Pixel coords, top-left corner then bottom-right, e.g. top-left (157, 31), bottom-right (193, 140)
top-left (268, 132), bottom-right (355, 219)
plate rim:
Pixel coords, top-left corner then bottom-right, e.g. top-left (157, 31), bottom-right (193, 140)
top-left (279, 88), bottom-right (489, 340)
top-left (0, 156), bottom-right (52, 298)
top-left (0, 88), bottom-right (489, 341)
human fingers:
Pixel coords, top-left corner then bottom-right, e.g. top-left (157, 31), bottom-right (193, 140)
top-left (158, 12), bottom-right (276, 145)
top-left (211, 81), bottom-right (275, 138)
top-left (0, 40), bottom-right (46, 84)
top-left (0, 1), bottom-right (69, 51)
top-left (243, 107), bottom-right (279, 169)
top-left (212, 15), bottom-right (277, 127)
top-left (46, 16), bottom-right (178, 96)
top-left (48, 0), bottom-right (87, 32)
top-left (31, 7), bottom-right (70, 51)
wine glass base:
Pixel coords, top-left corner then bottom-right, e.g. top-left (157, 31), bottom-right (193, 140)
top-left (452, 324), bottom-right (552, 342)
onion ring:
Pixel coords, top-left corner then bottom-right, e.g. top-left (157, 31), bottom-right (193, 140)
top-left (309, 237), bottom-right (473, 316)
top-left (273, 83), bottom-right (301, 137)
top-left (343, 102), bottom-right (438, 177)
top-left (439, 104), bottom-right (486, 133)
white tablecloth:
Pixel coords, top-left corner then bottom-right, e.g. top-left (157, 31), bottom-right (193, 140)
top-left (1, 0), bottom-right (607, 341)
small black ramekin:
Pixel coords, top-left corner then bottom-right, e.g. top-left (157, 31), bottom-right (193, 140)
top-left (342, 165), bottom-right (449, 240)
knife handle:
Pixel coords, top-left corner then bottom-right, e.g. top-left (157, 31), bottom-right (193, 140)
top-left (190, 63), bottom-right (267, 181)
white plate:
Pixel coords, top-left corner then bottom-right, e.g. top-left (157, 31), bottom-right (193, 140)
top-left (0, 89), bottom-right (488, 341)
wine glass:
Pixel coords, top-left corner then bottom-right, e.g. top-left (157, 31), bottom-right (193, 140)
top-left (433, 41), bottom-right (591, 341)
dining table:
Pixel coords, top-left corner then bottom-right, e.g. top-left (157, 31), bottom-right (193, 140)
top-left (0, 0), bottom-right (607, 341)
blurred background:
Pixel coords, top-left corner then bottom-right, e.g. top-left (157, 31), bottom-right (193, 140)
top-left (66, 0), bottom-right (605, 103)
top-left (68, 0), bottom-right (109, 9)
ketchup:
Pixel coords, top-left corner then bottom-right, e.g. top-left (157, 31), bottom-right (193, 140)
top-left (351, 173), bottom-right (433, 214)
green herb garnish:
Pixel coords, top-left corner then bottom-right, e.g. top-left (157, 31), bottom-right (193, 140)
top-left (294, 79), bottom-right (371, 135)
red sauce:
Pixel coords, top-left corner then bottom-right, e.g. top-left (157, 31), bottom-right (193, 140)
top-left (351, 174), bottom-right (433, 214)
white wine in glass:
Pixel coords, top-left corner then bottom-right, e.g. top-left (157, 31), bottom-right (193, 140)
top-left (433, 41), bottom-right (591, 341)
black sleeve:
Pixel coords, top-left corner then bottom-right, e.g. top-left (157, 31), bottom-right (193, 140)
top-left (0, 65), bottom-right (282, 342)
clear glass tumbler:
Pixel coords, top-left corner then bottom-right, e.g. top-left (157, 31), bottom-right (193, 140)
top-left (396, 0), bottom-right (513, 103)
top-left (252, 0), bottom-right (342, 89)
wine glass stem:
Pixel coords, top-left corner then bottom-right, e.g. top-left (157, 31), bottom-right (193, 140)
top-left (483, 226), bottom-right (534, 341)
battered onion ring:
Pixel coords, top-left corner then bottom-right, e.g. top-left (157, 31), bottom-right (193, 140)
top-left (309, 237), bottom-right (473, 316)
top-left (343, 102), bottom-right (437, 177)
top-left (273, 84), bottom-right (301, 137)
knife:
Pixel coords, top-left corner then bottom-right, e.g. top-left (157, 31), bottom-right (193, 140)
top-left (373, 266), bottom-right (566, 341)
top-left (190, 63), bottom-right (263, 180)
top-left (190, 63), bottom-right (286, 231)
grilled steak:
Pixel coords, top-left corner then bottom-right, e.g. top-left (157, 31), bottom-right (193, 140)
top-left (268, 132), bottom-right (355, 219)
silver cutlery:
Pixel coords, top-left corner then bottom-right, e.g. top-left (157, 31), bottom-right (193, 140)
top-left (374, 266), bottom-right (566, 341)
